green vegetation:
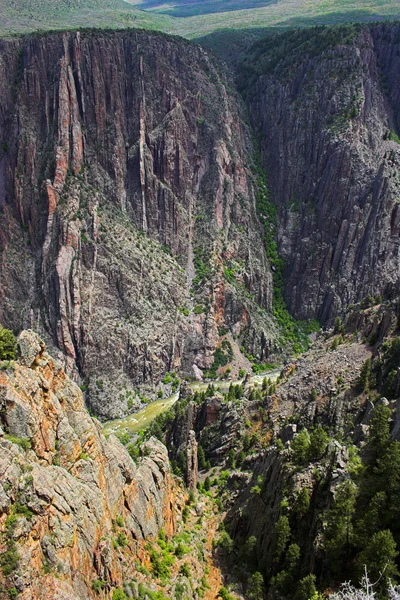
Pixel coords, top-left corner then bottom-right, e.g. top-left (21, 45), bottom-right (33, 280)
top-left (250, 148), bottom-right (319, 353)
top-left (0, 506), bottom-right (27, 579)
top-left (238, 24), bottom-right (362, 91)
top-left (3, 0), bottom-right (400, 41)
top-left (192, 247), bottom-right (211, 288)
top-left (92, 579), bottom-right (106, 593)
top-left (112, 589), bottom-right (128, 600)
top-left (388, 129), bottom-right (400, 144)
top-left (162, 371), bottom-right (180, 392)
top-left (204, 340), bottom-right (234, 378)
top-left (4, 434), bottom-right (31, 451)
top-left (0, 326), bottom-right (16, 361)
top-left (357, 358), bottom-right (371, 392)
top-left (115, 515), bottom-right (124, 527)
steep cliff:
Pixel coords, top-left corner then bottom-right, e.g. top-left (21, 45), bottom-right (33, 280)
top-left (241, 23), bottom-right (400, 323)
top-left (0, 330), bottom-right (178, 599)
top-left (159, 304), bottom-right (400, 598)
top-left (0, 30), bottom-right (275, 418)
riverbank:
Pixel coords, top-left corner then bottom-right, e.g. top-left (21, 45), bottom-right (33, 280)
top-left (102, 369), bottom-right (281, 438)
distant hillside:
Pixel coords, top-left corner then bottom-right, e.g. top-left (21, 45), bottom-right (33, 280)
top-left (0, 0), bottom-right (171, 35)
top-left (1, 0), bottom-right (400, 39)
top-left (132, 0), bottom-right (400, 39)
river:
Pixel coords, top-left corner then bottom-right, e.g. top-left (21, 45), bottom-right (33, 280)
top-left (102, 370), bottom-right (281, 438)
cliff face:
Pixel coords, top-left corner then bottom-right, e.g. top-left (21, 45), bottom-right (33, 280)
top-left (0, 30), bottom-right (274, 418)
top-left (244, 23), bottom-right (400, 323)
top-left (0, 331), bottom-right (177, 600)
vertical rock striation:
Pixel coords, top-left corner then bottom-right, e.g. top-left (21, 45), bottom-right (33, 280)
top-left (0, 30), bottom-right (274, 417)
top-left (244, 23), bottom-right (400, 323)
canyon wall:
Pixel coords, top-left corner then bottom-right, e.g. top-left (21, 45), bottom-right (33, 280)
top-left (0, 331), bottom-right (177, 599)
top-left (244, 23), bottom-right (400, 323)
top-left (0, 30), bottom-right (274, 418)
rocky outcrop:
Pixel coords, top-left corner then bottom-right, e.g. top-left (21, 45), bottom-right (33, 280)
top-left (168, 389), bottom-right (245, 468)
top-left (0, 331), bottom-right (177, 599)
top-left (185, 430), bottom-right (198, 489)
top-left (0, 29), bottom-right (275, 418)
top-left (244, 23), bottom-right (400, 323)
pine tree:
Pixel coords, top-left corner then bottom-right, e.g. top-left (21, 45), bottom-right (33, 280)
top-left (357, 358), bottom-right (371, 392)
top-left (291, 429), bottom-right (311, 464)
top-left (248, 572), bottom-right (264, 600)
top-left (324, 480), bottom-right (358, 576)
top-left (198, 445), bottom-right (206, 470)
top-left (294, 487), bottom-right (310, 516)
top-left (309, 426), bottom-right (329, 460)
top-left (272, 516), bottom-right (291, 563)
top-left (0, 326), bottom-right (16, 361)
top-left (358, 529), bottom-right (399, 593)
top-left (367, 404), bottom-right (391, 465)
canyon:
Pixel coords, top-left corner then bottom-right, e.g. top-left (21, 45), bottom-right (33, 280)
top-left (1, 24), bottom-right (400, 417)
top-left (1, 20), bottom-right (400, 600)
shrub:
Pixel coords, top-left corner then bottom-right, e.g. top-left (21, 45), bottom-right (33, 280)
top-left (115, 515), bottom-right (124, 527)
top-left (4, 434), bottom-right (31, 451)
top-left (179, 562), bottom-right (191, 577)
top-left (92, 580), bottom-right (106, 593)
top-left (116, 531), bottom-right (128, 547)
top-left (309, 426), bottom-right (329, 460)
top-left (112, 589), bottom-right (128, 600)
top-left (218, 587), bottom-right (235, 600)
top-left (0, 326), bottom-right (16, 360)
top-left (175, 542), bottom-right (188, 558)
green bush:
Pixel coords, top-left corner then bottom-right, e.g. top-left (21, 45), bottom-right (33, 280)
top-left (291, 429), bottom-right (310, 464)
top-left (218, 587), bottom-right (235, 600)
top-left (179, 562), bottom-right (191, 577)
top-left (0, 512), bottom-right (19, 577)
top-left (308, 426), bottom-right (329, 460)
top-left (112, 589), bottom-right (128, 600)
top-left (92, 580), bottom-right (106, 593)
top-left (116, 531), bottom-right (128, 547)
top-left (0, 326), bottom-right (16, 361)
top-left (4, 434), bottom-right (31, 451)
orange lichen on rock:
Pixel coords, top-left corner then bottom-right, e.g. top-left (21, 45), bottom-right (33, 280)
top-left (0, 331), bottom-right (176, 599)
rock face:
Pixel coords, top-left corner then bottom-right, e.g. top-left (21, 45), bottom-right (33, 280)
top-left (0, 331), bottom-right (176, 599)
top-left (0, 29), bottom-right (274, 418)
top-left (244, 23), bottom-right (400, 323)
top-left (185, 430), bottom-right (198, 490)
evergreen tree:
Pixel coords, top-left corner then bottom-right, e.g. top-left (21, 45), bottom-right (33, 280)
top-left (295, 574), bottom-right (317, 600)
top-left (294, 487), bottom-right (310, 516)
top-left (198, 445), bottom-right (206, 470)
top-left (367, 404), bottom-right (391, 466)
top-left (358, 530), bottom-right (398, 594)
top-left (0, 326), bottom-right (16, 361)
top-left (357, 358), bottom-right (371, 392)
top-left (309, 426), bottom-right (329, 461)
top-left (248, 572), bottom-right (264, 600)
top-left (324, 480), bottom-right (358, 576)
top-left (291, 429), bottom-right (311, 464)
top-left (355, 491), bottom-right (386, 548)
top-left (272, 516), bottom-right (290, 563)
top-left (373, 441), bottom-right (400, 510)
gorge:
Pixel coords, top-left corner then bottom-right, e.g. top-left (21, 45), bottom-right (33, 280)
top-left (1, 19), bottom-right (400, 600)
